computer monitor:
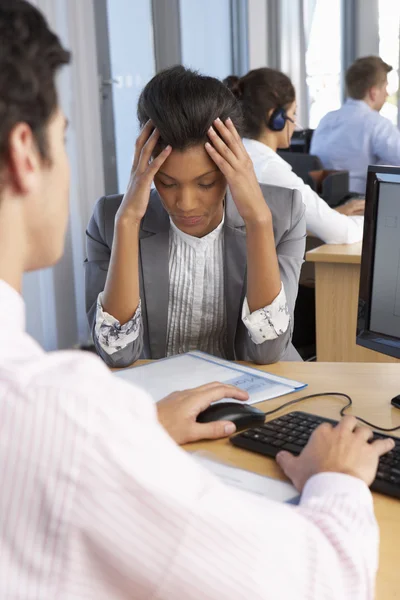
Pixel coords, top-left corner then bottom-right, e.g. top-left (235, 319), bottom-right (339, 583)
top-left (357, 165), bottom-right (400, 359)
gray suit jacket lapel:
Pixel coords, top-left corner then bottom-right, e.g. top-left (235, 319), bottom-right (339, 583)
top-left (140, 194), bottom-right (170, 358)
top-left (224, 190), bottom-right (247, 356)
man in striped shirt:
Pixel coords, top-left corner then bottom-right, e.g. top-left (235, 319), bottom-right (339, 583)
top-left (0, 1), bottom-right (395, 598)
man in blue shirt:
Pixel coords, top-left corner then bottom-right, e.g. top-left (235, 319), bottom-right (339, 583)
top-left (311, 56), bottom-right (400, 194)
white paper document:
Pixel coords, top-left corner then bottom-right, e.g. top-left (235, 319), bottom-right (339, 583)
top-left (114, 351), bottom-right (307, 405)
top-left (193, 452), bottom-right (300, 504)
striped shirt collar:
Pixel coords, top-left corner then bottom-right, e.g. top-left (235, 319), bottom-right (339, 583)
top-left (0, 279), bottom-right (25, 333)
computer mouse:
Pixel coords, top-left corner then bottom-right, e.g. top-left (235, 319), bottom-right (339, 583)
top-left (197, 402), bottom-right (265, 431)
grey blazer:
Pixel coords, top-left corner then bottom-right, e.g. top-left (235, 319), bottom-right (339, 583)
top-left (85, 183), bottom-right (306, 367)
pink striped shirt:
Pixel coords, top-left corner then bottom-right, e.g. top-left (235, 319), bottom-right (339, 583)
top-left (0, 280), bottom-right (379, 599)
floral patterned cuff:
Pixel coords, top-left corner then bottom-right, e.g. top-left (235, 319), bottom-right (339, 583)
top-left (241, 283), bottom-right (290, 345)
top-left (94, 293), bottom-right (141, 356)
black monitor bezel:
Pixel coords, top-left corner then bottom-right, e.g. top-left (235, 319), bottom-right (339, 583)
top-left (357, 165), bottom-right (400, 359)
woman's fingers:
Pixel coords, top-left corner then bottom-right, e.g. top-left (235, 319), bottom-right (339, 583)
top-left (131, 120), bottom-right (172, 184)
top-left (205, 142), bottom-right (234, 178)
top-left (138, 127), bottom-right (161, 170)
top-left (206, 117), bottom-right (250, 178)
top-left (148, 144), bottom-right (172, 176)
top-left (212, 117), bottom-right (244, 160)
top-left (225, 117), bottom-right (249, 156)
top-left (207, 125), bottom-right (237, 167)
top-left (225, 117), bottom-right (242, 143)
top-left (132, 120), bottom-right (154, 172)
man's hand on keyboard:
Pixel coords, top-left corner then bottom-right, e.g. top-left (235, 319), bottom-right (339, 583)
top-left (157, 382), bottom-right (249, 445)
top-left (276, 415), bottom-right (395, 492)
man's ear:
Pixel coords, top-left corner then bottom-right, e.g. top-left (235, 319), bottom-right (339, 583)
top-left (7, 123), bottom-right (41, 195)
top-left (368, 86), bottom-right (377, 103)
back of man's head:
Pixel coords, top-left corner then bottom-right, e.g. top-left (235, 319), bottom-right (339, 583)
top-left (0, 0), bottom-right (70, 175)
top-left (0, 0), bottom-right (71, 278)
top-left (345, 56), bottom-right (392, 100)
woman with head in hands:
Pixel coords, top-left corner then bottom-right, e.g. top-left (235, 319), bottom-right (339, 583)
top-left (85, 66), bottom-right (305, 367)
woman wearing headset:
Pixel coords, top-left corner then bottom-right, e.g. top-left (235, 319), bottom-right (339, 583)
top-left (225, 69), bottom-right (364, 244)
top-left (85, 66), bottom-right (305, 367)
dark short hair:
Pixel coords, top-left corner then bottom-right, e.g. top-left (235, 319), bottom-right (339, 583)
top-left (224, 68), bottom-right (295, 139)
top-left (137, 65), bottom-right (243, 153)
top-left (346, 56), bottom-right (392, 99)
top-left (0, 0), bottom-right (70, 169)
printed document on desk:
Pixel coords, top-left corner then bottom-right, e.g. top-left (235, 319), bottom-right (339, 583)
top-left (114, 351), bottom-right (307, 404)
top-left (193, 452), bottom-right (300, 505)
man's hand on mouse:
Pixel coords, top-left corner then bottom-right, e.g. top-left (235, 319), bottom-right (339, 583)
top-left (276, 415), bottom-right (395, 492)
top-left (157, 382), bottom-right (249, 445)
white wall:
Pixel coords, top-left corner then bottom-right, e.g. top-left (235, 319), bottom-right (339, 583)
top-left (180, 0), bottom-right (233, 79)
top-left (355, 0), bottom-right (379, 57)
top-left (106, 0), bottom-right (155, 193)
top-left (24, 0), bottom-right (105, 350)
top-left (248, 0), bottom-right (268, 70)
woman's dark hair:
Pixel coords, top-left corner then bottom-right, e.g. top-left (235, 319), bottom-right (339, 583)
top-left (137, 65), bottom-right (243, 153)
top-left (0, 0), bottom-right (70, 169)
top-left (224, 68), bottom-right (295, 139)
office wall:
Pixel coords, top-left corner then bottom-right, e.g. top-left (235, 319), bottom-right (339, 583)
top-left (106, 0), bottom-right (155, 193)
top-left (355, 0), bottom-right (379, 57)
top-left (180, 0), bottom-right (233, 79)
top-left (25, 0), bottom-right (105, 350)
top-left (248, 0), bottom-right (268, 70)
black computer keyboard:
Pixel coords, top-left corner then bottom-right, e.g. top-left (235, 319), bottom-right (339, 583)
top-left (230, 411), bottom-right (400, 500)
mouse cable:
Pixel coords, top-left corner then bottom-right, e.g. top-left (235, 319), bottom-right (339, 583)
top-left (260, 392), bottom-right (400, 433)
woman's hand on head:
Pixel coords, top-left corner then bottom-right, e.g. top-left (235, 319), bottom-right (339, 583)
top-left (116, 121), bottom-right (172, 226)
top-left (205, 118), bottom-right (272, 226)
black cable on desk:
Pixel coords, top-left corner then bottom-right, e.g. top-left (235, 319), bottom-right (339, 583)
top-left (261, 392), bottom-right (400, 433)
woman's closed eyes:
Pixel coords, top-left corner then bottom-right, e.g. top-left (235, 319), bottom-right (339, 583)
top-left (158, 180), bottom-right (217, 190)
top-left (199, 181), bottom-right (217, 189)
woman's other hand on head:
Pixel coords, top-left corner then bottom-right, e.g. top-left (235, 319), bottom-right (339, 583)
top-left (116, 121), bottom-right (172, 227)
top-left (205, 118), bottom-right (272, 226)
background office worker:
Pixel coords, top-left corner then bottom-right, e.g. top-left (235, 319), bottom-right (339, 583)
top-left (0, 1), bottom-right (396, 598)
top-left (225, 68), bottom-right (365, 245)
top-left (311, 56), bottom-right (400, 195)
top-left (86, 67), bottom-right (306, 368)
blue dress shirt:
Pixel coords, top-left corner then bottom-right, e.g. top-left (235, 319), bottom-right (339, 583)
top-left (310, 99), bottom-right (400, 194)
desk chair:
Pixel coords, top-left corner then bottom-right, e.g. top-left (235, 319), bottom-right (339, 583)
top-left (286, 129), bottom-right (314, 153)
top-left (278, 151), bottom-right (323, 183)
top-left (308, 169), bottom-right (350, 208)
top-left (278, 152), bottom-right (354, 208)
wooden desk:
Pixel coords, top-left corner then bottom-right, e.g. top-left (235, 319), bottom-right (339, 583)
top-left (186, 362), bottom-right (400, 600)
top-left (306, 242), bottom-right (399, 363)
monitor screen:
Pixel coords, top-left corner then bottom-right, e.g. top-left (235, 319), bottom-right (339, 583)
top-left (370, 180), bottom-right (400, 339)
top-left (357, 167), bottom-right (400, 359)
